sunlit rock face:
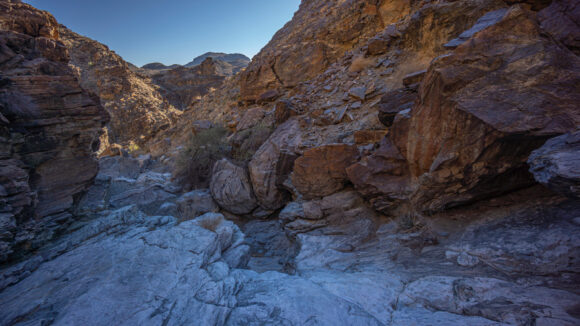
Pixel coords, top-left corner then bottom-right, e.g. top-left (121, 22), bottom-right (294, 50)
top-left (0, 0), bottom-right (108, 262)
top-left (239, 0), bottom-right (412, 102)
top-left (58, 25), bottom-right (181, 148)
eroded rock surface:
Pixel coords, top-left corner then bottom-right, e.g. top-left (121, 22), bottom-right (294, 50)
top-left (0, 1), bottom-right (107, 262)
top-left (210, 159), bottom-right (258, 215)
top-left (59, 26), bottom-right (180, 147)
top-left (529, 131), bottom-right (580, 198)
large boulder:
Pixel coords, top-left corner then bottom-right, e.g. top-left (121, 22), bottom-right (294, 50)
top-left (528, 131), bottom-right (580, 198)
top-left (249, 119), bottom-right (301, 210)
top-left (292, 144), bottom-right (360, 199)
top-left (210, 159), bottom-right (258, 215)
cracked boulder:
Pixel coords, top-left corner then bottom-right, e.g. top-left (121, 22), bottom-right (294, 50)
top-left (210, 159), bottom-right (258, 215)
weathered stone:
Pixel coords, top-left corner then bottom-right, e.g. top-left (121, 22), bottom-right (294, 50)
top-left (538, 0), bottom-right (580, 55)
top-left (176, 189), bottom-right (219, 218)
top-left (376, 87), bottom-right (418, 127)
top-left (249, 120), bottom-right (301, 210)
top-left (258, 89), bottom-right (280, 104)
top-left (444, 8), bottom-right (509, 49)
top-left (347, 138), bottom-right (412, 214)
top-left (0, 1), bottom-right (107, 262)
top-left (348, 86), bottom-right (367, 101)
top-left (239, 0), bottom-right (407, 102)
top-left (529, 131), bottom-right (580, 198)
top-left (292, 144), bottom-right (360, 199)
top-left (352, 6), bottom-right (580, 213)
top-left (149, 57), bottom-right (233, 110)
top-left (274, 99), bottom-right (299, 125)
top-left (59, 26), bottom-right (180, 147)
top-left (210, 159), bottom-right (258, 215)
top-left (402, 70), bottom-right (427, 87)
top-left (236, 107), bottom-right (266, 131)
top-left (354, 130), bottom-right (387, 145)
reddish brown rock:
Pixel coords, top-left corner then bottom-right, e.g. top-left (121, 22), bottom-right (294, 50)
top-left (237, 107), bottom-right (266, 131)
top-left (59, 26), bottom-right (180, 147)
top-left (0, 1), bottom-right (108, 262)
top-left (347, 138), bottom-right (412, 214)
top-left (377, 87), bottom-right (418, 127)
top-left (249, 120), bottom-right (301, 210)
top-left (239, 0), bottom-right (411, 102)
top-left (274, 99), bottom-right (299, 125)
top-left (351, 6), bottom-right (580, 213)
top-left (293, 144), bottom-right (360, 199)
top-left (150, 57), bottom-right (231, 110)
top-left (354, 130), bottom-right (387, 145)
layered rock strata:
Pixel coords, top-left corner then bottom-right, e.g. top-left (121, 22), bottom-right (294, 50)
top-left (0, 0), bottom-right (108, 262)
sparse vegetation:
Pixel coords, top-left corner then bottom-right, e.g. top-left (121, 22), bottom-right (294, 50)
top-left (231, 122), bottom-right (273, 163)
top-left (127, 141), bottom-right (141, 154)
top-left (397, 205), bottom-right (426, 232)
top-left (174, 126), bottom-right (230, 190)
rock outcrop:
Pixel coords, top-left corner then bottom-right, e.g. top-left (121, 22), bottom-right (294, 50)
top-left (149, 58), bottom-right (231, 110)
top-left (0, 0), bottom-right (108, 262)
top-left (349, 4), bottom-right (580, 214)
top-left (58, 26), bottom-right (180, 148)
top-left (239, 0), bottom-right (411, 102)
top-left (529, 130), bottom-right (580, 198)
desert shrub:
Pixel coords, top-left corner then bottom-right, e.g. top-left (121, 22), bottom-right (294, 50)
top-left (397, 205), bottom-right (426, 232)
top-left (174, 126), bottom-right (230, 190)
top-left (127, 141), bottom-right (141, 155)
top-left (231, 122), bottom-right (273, 163)
top-left (349, 55), bottom-right (375, 73)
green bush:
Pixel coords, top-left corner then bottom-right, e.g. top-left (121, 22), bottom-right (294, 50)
top-left (174, 126), bottom-right (230, 190)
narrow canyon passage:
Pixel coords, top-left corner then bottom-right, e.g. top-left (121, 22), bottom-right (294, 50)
top-left (1, 0), bottom-right (579, 325)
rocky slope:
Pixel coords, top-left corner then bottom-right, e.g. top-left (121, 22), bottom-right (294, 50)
top-left (148, 58), bottom-right (238, 110)
top-left (1, 0), bottom-right (579, 325)
top-left (58, 26), bottom-right (181, 148)
top-left (0, 0), bottom-right (108, 262)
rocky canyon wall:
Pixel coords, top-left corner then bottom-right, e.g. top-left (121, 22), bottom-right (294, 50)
top-left (0, 0), bottom-right (108, 262)
top-left (58, 26), bottom-right (181, 148)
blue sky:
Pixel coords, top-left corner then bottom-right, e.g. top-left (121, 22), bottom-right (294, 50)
top-left (23, 0), bottom-right (300, 67)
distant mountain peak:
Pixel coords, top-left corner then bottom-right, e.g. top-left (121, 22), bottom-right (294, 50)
top-left (141, 62), bottom-right (180, 70)
top-left (185, 52), bottom-right (250, 67)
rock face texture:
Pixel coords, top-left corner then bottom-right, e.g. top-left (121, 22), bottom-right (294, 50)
top-left (210, 159), bottom-right (258, 215)
top-left (529, 130), bottom-right (580, 198)
top-left (150, 58), bottom-right (231, 110)
top-left (239, 0), bottom-right (411, 102)
top-left (348, 4), bottom-right (580, 214)
top-left (292, 144), bottom-right (360, 199)
top-left (0, 1), bottom-right (108, 262)
top-left (58, 26), bottom-right (180, 147)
